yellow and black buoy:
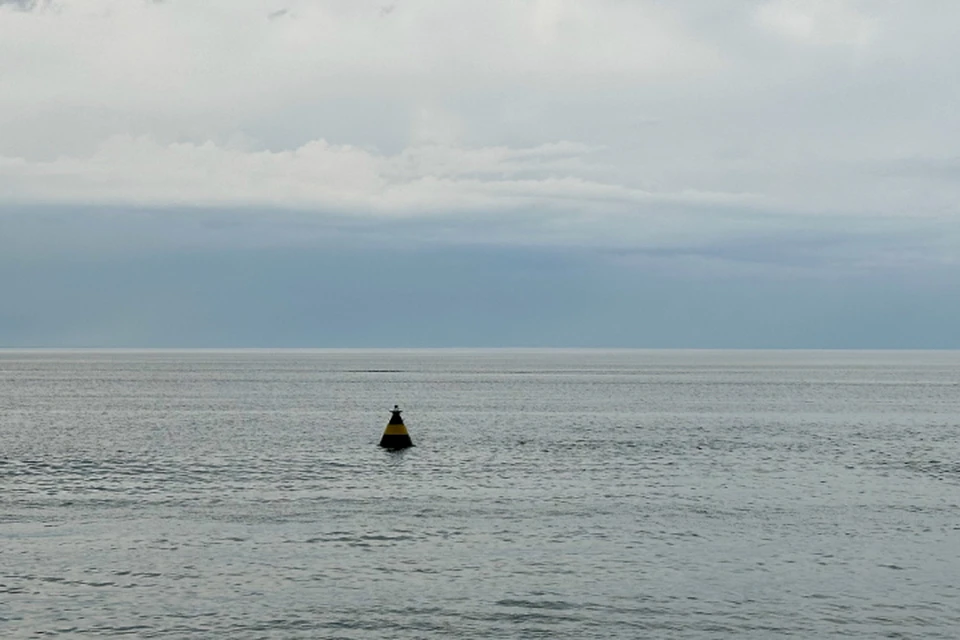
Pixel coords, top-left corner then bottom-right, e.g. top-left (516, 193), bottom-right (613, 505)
top-left (379, 405), bottom-right (413, 449)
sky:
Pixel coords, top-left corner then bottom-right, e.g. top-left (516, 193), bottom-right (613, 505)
top-left (1, 0), bottom-right (959, 347)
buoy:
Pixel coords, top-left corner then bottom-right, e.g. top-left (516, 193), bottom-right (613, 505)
top-left (379, 405), bottom-right (414, 449)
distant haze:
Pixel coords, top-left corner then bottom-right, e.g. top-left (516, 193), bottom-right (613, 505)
top-left (1, 1), bottom-right (958, 347)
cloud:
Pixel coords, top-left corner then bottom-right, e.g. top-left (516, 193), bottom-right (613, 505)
top-left (0, 0), bottom-right (47, 9)
top-left (1, 0), bottom-right (960, 270)
top-left (754, 0), bottom-right (878, 48)
top-left (0, 135), bottom-right (758, 215)
top-left (0, 0), bottom-right (720, 125)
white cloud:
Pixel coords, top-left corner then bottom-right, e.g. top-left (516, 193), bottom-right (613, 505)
top-left (0, 0), bottom-right (720, 122)
top-left (754, 0), bottom-right (878, 48)
top-left (1, 0), bottom-right (959, 263)
top-left (0, 135), bottom-right (757, 216)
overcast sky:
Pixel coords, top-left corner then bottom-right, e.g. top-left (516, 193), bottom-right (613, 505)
top-left (2, 0), bottom-right (958, 347)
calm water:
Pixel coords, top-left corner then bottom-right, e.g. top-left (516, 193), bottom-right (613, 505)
top-left (2, 349), bottom-right (960, 638)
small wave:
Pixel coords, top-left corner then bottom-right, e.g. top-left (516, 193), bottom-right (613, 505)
top-left (496, 598), bottom-right (579, 611)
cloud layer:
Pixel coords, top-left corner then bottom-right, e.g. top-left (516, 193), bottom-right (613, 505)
top-left (2, 0), bottom-right (959, 268)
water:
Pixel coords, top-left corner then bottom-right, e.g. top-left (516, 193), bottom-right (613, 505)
top-left (2, 349), bottom-right (960, 638)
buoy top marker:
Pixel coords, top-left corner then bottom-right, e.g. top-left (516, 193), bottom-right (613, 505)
top-left (380, 404), bottom-right (413, 449)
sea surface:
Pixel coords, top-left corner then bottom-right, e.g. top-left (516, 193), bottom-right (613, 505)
top-left (2, 349), bottom-right (960, 638)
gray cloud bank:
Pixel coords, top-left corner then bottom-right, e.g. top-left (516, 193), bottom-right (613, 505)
top-left (3, 226), bottom-right (957, 348)
top-left (3, 207), bottom-right (957, 347)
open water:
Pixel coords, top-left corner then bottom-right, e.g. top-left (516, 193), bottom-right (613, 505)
top-left (2, 349), bottom-right (960, 638)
